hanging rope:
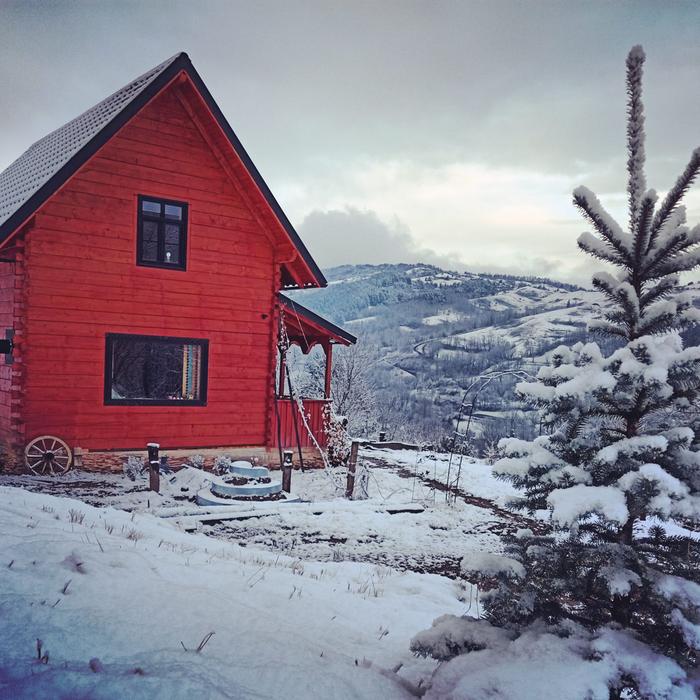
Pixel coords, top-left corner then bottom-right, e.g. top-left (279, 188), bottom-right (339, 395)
top-left (273, 314), bottom-right (286, 468)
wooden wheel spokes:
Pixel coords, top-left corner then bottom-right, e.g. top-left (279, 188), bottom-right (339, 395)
top-left (25, 436), bottom-right (72, 476)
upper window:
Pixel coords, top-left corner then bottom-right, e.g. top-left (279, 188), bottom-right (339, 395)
top-left (105, 333), bottom-right (208, 406)
top-left (137, 196), bottom-right (188, 270)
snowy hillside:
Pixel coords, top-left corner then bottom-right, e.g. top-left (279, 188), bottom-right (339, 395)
top-left (291, 263), bottom-right (580, 325)
top-left (290, 264), bottom-right (700, 447)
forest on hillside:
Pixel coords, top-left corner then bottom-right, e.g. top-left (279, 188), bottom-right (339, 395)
top-left (288, 263), bottom-right (700, 456)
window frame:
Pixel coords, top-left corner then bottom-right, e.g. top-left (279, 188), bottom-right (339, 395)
top-left (136, 195), bottom-right (188, 271)
top-left (104, 333), bottom-right (209, 407)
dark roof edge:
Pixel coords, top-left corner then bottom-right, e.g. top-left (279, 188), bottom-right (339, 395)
top-left (279, 293), bottom-right (357, 345)
top-left (0, 53), bottom-right (328, 289)
top-left (182, 58), bottom-right (327, 288)
top-left (0, 53), bottom-right (190, 246)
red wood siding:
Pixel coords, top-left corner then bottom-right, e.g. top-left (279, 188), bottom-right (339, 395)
top-left (0, 257), bottom-right (15, 440)
top-left (21, 86), bottom-right (278, 451)
top-left (273, 398), bottom-right (330, 449)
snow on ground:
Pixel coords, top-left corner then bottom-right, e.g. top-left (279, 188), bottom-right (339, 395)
top-left (435, 289), bottom-right (604, 356)
top-left (1, 447), bottom-right (696, 698)
top-left (204, 449), bottom-right (527, 575)
top-left (0, 486), bottom-right (465, 699)
top-left (344, 315), bottom-right (378, 325)
top-left (197, 450), bottom-right (537, 577)
top-left (0, 449), bottom-right (527, 578)
top-left (449, 299), bottom-right (595, 356)
top-left (422, 310), bottom-right (461, 325)
top-left (364, 448), bottom-right (519, 507)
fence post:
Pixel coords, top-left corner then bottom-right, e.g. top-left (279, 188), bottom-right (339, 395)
top-left (346, 440), bottom-right (359, 499)
top-left (282, 450), bottom-right (293, 493)
top-left (147, 442), bottom-right (160, 493)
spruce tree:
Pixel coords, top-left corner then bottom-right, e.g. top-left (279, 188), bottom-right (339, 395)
top-left (411, 46), bottom-right (700, 699)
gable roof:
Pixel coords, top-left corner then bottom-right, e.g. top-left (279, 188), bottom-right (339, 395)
top-left (279, 293), bottom-right (357, 349)
top-left (0, 52), bottom-right (326, 288)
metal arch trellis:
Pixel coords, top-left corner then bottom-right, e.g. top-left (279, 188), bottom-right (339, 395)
top-left (444, 368), bottom-right (537, 505)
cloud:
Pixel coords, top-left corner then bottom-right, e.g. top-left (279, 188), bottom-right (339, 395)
top-left (285, 153), bottom-right (700, 287)
top-left (2, 3), bottom-right (699, 289)
top-left (285, 158), bottom-right (591, 284)
top-left (298, 207), bottom-right (459, 270)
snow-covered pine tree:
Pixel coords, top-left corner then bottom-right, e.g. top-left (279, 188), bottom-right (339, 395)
top-left (411, 46), bottom-right (700, 699)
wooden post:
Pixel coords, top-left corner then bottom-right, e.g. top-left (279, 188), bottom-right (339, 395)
top-left (324, 342), bottom-right (333, 400)
top-left (282, 450), bottom-right (293, 493)
top-left (147, 442), bottom-right (160, 493)
top-left (345, 440), bottom-right (359, 499)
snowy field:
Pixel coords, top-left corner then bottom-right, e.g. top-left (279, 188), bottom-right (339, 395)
top-left (0, 449), bottom-right (529, 578)
top-left (203, 449), bottom-right (530, 576)
top-left (1, 448), bottom-right (697, 698)
top-left (0, 448), bottom-right (527, 699)
top-left (0, 486), bottom-right (464, 699)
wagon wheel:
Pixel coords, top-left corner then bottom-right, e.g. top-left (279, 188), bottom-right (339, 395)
top-left (25, 436), bottom-right (72, 476)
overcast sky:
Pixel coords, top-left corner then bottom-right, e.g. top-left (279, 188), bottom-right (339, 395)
top-left (1, 1), bottom-right (699, 285)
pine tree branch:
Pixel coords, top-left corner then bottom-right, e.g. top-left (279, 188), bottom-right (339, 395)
top-left (644, 227), bottom-right (694, 271)
top-left (639, 276), bottom-right (679, 309)
top-left (577, 232), bottom-right (626, 267)
top-left (648, 148), bottom-right (700, 250)
top-left (626, 45), bottom-right (647, 232)
top-left (588, 319), bottom-right (629, 338)
top-left (574, 187), bottom-right (631, 264)
top-left (646, 225), bottom-right (700, 279)
top-left (632, 191), bottom-right (656, 267)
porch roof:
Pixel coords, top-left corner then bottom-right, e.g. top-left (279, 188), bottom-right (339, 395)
top-left (279, 294), bottom-right (356, 353)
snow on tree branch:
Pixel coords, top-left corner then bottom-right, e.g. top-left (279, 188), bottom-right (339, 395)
top-left (626, 44), bottom-right (646, 233)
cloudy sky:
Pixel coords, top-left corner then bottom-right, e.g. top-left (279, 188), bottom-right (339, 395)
top-left (1, 1), bottom-right (699, 285)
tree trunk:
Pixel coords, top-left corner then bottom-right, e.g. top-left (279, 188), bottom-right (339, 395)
top-left (619, 515), bottom-right (635, 545)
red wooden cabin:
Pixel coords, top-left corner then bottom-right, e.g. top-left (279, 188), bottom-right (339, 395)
top-left (0, 53), bottom-right (355, 472)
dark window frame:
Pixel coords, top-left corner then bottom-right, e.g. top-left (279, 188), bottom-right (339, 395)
top-left (136, 195), bottom-right (188, 270)
top-left (104, 333), bottom-right (209, 406)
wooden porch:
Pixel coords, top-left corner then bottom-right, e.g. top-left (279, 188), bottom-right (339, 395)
top-left (272, 397), bottom-right (331, 449)
top-left (272, 294), bottom-right (356, 453)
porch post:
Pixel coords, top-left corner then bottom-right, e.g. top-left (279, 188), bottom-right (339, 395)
top-left (324, 342), bottom-right (333, 399)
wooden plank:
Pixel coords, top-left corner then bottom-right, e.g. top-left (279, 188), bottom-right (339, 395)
top-left (99, 145), bottom-right (227, 182)
top-left (25, 283), bottom-right (270, 314)
top-left (173, 501), bottom-right (425, 530)
top-left (26, 260), bottom-right (273, 292)
top-left (59, 176), bottom-right (259, 220)
top-left (27, 265), bottom-right (275, 299)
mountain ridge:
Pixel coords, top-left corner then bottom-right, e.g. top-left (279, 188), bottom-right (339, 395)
top-left (287, 263), bottom-right (700, 449)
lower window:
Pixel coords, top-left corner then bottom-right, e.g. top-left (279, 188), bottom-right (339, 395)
top-left (105, 333), bottom-right (208, 405)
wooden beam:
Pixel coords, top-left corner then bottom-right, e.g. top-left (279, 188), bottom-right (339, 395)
top-left (324, 342), bottom-right (333, 399)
